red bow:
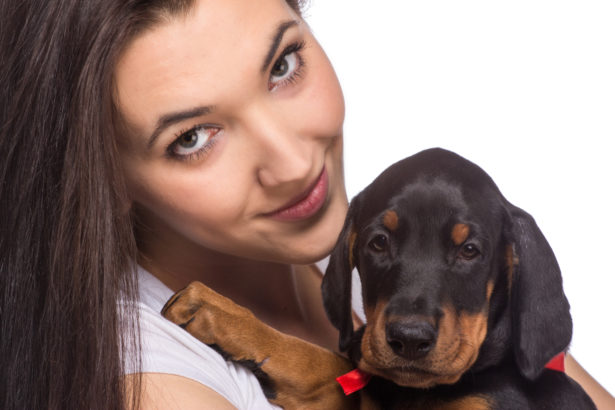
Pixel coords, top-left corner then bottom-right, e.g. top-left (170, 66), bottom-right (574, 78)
top-left (544, 352), bottom-right (566, 372)
top-left (336, 368), bottom-right (372, 395)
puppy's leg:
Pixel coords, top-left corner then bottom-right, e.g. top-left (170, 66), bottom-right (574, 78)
top-left (162, 281), bottom-right (356, 409)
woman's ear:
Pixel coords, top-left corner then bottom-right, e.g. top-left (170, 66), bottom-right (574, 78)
top-left (508, 205), bottom-right (572, 380)
top-left (322, 197), bottom-right (360, 352)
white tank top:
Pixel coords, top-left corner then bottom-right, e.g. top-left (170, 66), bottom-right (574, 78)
top-left (124, 266), bottom-right (279, 409)
top-left (123, 263), bottom-right (365, 409)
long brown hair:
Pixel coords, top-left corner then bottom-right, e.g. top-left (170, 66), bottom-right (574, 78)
top-left (0, 0), bottom-right (305, 409)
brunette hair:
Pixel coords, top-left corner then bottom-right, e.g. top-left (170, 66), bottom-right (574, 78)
top-left (0, 0), bottom-right (305, 409)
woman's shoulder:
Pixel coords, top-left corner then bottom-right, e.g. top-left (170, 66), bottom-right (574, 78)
top-left (125, 372), bottom-right (237, 409)
top-left (124, 267), bottom-right (279, 409)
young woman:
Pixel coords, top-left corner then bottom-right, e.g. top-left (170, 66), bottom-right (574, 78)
top-left (115, 0), bottom-right (347, 407)
top-left (1, 0), bottom-right (611, 409)
top-left (1, 0), bottom-right (342, 408)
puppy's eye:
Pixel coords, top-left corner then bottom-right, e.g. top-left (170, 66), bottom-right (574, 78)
top-left (459, 244), bottom-right (480, 260)
top-left (369, 234), bottom-right (388, 252)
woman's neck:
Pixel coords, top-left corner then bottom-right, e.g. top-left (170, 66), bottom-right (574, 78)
top-left (135, 223), bottom-right (340, 351)
top-left (137, 234), bottom-right (309, 333)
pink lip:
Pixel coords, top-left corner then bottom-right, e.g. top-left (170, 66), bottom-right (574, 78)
top-left (265, 168), bottom-right (329, 222)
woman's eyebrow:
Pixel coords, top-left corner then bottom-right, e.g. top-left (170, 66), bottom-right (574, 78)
top-left (147, 105), bottom-right (215, 149)
top-left (145, 20), bottom-right (298, 150)
top-left (260, 20), bottom-right (299, 73)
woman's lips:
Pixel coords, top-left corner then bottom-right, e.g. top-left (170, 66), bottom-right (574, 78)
top-left (265, 168), bottom-right (329, 222)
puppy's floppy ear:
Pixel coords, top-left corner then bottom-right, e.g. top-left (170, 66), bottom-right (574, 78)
top-left (322, 198), bottom-right (359, 353)
top-left (508, 205), bottom-right (572, 380)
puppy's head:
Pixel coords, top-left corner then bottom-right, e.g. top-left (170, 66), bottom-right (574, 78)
top-left (322, 148), bottom-right (571, 388)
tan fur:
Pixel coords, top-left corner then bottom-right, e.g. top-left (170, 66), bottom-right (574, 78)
top-left (438, 395), bottom-right (493, 410)
top-left (358, 299), bottom-right (489, 389)
top-left (367, 394), bottom-right (493, 410)
top-left (358, 301), bottom-right (388, 373)
top-left (451, 223), bottom-right (470, 245)
top-left (383, 210), bottom-right (399, 231)
top-left (348, 229), bottom-right (357, 270)
top-left (486, 280), bottom-right (495, 303)
top-left (162, 282), bottom-right (355, 409)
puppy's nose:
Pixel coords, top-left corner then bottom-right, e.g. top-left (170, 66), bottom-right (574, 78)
top-left (385, 320), bottom-right (437, 360)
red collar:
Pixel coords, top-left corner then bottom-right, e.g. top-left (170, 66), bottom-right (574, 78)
top-left (544, 352), bottom-right (566, 372)
top-left (336, 352), bottom-right (566, 395)
top-left (336, 368), bottom-right (373, 395)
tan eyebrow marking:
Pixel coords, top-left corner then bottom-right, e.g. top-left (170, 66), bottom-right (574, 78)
top-left (383, 210), bottom-right (399, 231)
top-left (451, 223), bottom-right (470, 245)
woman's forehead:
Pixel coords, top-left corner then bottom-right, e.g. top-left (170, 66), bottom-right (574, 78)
top-left (114, 0), bottom-right (301, 139)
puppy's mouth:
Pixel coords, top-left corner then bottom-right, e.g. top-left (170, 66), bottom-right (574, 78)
top-left (358, 350), bottom-right (475, 388)
top-left (359, 303), bottom-right (489, 388)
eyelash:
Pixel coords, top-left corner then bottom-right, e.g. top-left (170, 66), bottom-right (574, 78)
top-left (268, 40), bottom-right (307, 91)
top-left (165, 41), bottom-right (307, 162)
top-left (166, 124), bottom-right (220, 162)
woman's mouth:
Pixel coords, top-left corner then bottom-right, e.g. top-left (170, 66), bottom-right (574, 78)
top-left (265, 168), bottom-right (329, 222)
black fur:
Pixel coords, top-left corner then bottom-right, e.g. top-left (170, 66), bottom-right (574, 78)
top-left (322, 148), bottom-right (595, 409)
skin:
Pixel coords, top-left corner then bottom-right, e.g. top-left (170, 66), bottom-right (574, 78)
top-left (116, 0), bottom-right (345, 331)
top-left (115, 0), bottom-right (346, 407)
top-left (115, 0), bottom-right (614, 408)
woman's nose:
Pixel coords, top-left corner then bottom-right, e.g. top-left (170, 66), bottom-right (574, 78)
top-left (242, 105), bottom-right (314, 189)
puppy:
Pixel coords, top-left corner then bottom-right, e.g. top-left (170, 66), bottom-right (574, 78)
top-left (163, 148), bottom-right (595, 409)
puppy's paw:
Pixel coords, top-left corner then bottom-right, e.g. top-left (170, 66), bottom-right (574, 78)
top-left (161, 281), bottom-right (255, 347)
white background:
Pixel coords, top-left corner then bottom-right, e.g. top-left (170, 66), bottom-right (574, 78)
top-left (305, 1), bottom-right (614, 395)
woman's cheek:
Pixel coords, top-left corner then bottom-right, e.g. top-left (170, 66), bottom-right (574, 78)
top-left (128, 166), bottom-right (218, 226)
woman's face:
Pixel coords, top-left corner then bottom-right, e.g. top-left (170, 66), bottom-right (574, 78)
top-left (115, 0), bottom-right (347, 264)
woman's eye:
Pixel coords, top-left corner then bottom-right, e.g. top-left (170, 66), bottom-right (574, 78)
top-left (271, 52), bottom-right (297, 81)
top-left (269, 42), bottom-right (305, 91)
top-left (168, 125), bottom-right (219, 159)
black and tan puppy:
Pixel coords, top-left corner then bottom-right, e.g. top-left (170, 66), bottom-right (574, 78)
top-left (163, 148), bottom-right (595, 409)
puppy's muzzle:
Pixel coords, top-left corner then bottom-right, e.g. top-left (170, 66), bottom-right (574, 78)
top-left (385, 319), bottom-right (438, 361)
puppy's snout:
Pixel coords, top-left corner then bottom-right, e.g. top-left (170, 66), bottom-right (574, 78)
top-left (385, 320), bottom-right (437, 361)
